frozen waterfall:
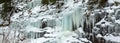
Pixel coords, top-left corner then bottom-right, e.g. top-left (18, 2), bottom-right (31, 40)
top-left (0, 0), bottom-right (120, 43)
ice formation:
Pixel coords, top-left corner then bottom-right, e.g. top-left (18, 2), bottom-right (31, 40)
top-left (0, 0), bottom-right (120, 43)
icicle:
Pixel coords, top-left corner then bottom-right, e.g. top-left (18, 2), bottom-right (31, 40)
top-left (25, 0), bottom-right (42, 9)
top-left (62, 12), bottom-right (73, 31)
top-left (62, 5), bottom-right (85, 31)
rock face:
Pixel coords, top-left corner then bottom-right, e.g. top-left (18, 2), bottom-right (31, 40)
top-left (0, 0), bottom-right (15, 26)
top-left (0, 0), bottom-right (120, 43)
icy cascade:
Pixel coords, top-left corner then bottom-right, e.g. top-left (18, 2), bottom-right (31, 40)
top-left (0, 0), bottom-right (120, 43)
top-left (62, 0), bottom-right (85, 31)
top-left (9, 0), bottom-right (91, 43)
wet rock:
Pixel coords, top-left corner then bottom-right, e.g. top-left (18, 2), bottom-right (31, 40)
top-left (41, 20), bottom-right (47, 28)
top-left (40, 18), bottom-right (56, 28)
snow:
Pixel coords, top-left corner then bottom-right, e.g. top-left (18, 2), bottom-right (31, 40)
top-left (31, 6), bottom-right (41, 14)
top-left (115, 20), bottom-right (120, 24)
top-left (114, 0), bottom-right (120, 2)
top-left (108, 0), bottom-right (114, 4)
top-left (80, 38), bottom-right (90, 42)
top-left (29, 37), bottom-right (52, 43)
top-left (16, 2), bottom-right (27, 10)
top-left (43, 27), bottom-right (54, 33)
top-left (104, 34), bottom-right (120, 42)
top-left (0, 4), bottom-right (2, 7)
top-left (11, 12), bottom-right (23, 21)
top-left (101, 24), bottom-right (106, 27)
top-left (111, 16), bottom-right (116, 20)
top-left (38, 15), bottom-right (54, 20)
top-left (25, 25), bottom-right (41, 32)
top-left (96, 34), bottom-right (103, 38)
top-left (77, 27), bottom-right (84, 33)
top-left (0, 19), bottom-right (4, 24)
top-left (105, 8), bottom-right (114, 14)
top-left (96, 18), bottom-right (114, 27)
